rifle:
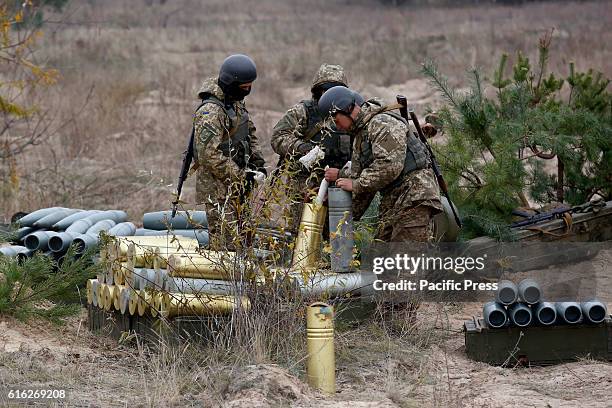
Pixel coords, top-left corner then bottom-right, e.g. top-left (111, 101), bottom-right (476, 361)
top-left (171, 128), bottom-right (195, 218)
top-left (396, 95), bottom-right (462, 228)
top-left (510, 200), bottom-right (605, 228)
top-left (510, 206), bottom-right (571, 228)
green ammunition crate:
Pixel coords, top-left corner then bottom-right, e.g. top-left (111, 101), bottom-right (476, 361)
top-left (464, 316), bottom-right (612, 366)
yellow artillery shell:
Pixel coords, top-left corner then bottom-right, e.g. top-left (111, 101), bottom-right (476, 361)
top-left (114, 236), bottom-right (198, 261)
top-left (146, 246), bottom-right (202, 269)
top-left (167, 252), bottom-right (246, 279)
top-left (306, 302), bottom-right (335, 395)
top-left (112, 284), bottom-right (124, 311)
top-left (150, 291), bottom-right (161, 318)
top-left (137, 290), bottom-right (156, 317)
top-left (160, 292), bottom-right (250, 318)
top-left (97, 283), bottom-right (107, 309)
top-left (102, 284), bottom-right (117, 312)
top-left (292, 203), bottom-right (327, 270)
top-left (113, 262), bottom-right (128, 286)
top-left (86, 279), bottom-right (96, 305)
top-left (128, 289), bottom-right (140, 316)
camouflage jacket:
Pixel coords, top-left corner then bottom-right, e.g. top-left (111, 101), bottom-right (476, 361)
top-left (271, 62), bottom-right (351, 167)
top-left (271, 101), bottom-right (312, 159)
top-left (271, 100), bottom-right (352, 193)
top-left (193, 78), bottom-right (265, 204)
top-left (348, 100), bottom-right (442, 219)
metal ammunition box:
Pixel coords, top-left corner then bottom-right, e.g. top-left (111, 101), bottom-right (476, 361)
top-left (464, 315), bottom-right (612, 366)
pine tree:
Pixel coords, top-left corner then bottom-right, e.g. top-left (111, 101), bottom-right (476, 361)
top-left (0, 247), bottom-right (99, 323)
top-left (422, 33), bottom-right (611, 239)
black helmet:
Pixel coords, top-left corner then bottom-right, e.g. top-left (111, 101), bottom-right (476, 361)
top-left (318, 86), bottom-right (364, 117)
top-left (218, 54), bottom-right (257, 87)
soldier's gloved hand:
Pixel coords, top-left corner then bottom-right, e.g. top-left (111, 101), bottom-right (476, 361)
top-left (296, 141), bottom-right (315, 156)
top-left (298, 145), bottom-right (325, 171)
top-left (245, 169), bottom-right (266, 186)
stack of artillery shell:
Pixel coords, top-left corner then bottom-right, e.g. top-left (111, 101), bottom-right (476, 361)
top-left (86, 236), bottom-right (250, 321)
top-left (2, 208), bottom-right (211, 265)
top-left (1, 206), bottom-right (134, 263)
top-left (482, 278), bottom-right (608, 328)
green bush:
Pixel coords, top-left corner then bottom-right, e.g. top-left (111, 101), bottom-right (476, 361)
top-left (0, 247), bottom-right (99, 323)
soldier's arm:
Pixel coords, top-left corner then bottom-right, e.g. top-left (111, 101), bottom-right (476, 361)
top-left (352, 116), bottom-right (406, 195)
top-left (194, 103), bottom-right (242, 181)
top-left (271, 103), bottom-right (312, 157)
top-left (246, 113), bottom-right (266, 172)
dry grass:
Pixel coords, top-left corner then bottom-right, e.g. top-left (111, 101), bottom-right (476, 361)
top-left (1, 0), bottom-right (610, 221)
top-left (3, 299), bottom-right (612, 407)
top-left (0, 300), bottom-right (458, 407)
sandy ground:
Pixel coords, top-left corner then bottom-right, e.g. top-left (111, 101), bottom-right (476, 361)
top-left (0, 300), bottom-right (610, 408)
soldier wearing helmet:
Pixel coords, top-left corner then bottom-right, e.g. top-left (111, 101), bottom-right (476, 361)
top-left (193, 54), bottom-right (266, 243)
top-left (271, 63), bottom-right (352, 233)
top-left (319, 86), bottom-right (442, 242)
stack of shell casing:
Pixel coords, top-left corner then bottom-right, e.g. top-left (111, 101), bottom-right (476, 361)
top-left (86, 236), bottom-right (251, 320)
top-left (1, 207), bottom-right (130, 263)
top-left (1, 208), bottom-right (209, 264)
top-left (482, 278), bottom-right (608, 328)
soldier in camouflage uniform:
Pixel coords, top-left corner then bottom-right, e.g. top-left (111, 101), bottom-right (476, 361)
top-left (192, 54), bottom-right (266, 243)
top-left (318, 86), bottom-right (442, 242)
top-left (270, 64), bottom-right (351, 233)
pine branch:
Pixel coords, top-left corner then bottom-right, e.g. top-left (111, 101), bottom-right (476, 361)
top-left (421, 59), bottom-right (459, 109)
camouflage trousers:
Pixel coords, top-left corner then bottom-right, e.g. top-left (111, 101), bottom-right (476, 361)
top-left (198, 188), bottom-right (252, 251)
top-left (376, 203), bottom-right (436, 242)
top-left (203, 203), bottom-right (235, 244)
top-left (375, 200), bottom-right (437, 332)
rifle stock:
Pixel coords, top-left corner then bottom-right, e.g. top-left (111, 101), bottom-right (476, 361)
top-left (396, 95), bottom-right (462, 228)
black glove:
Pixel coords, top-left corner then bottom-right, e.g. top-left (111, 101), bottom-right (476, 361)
top-left (245, 170), bottom-right (256, 188)
top-left (296, 141), bottom-right (315, 156)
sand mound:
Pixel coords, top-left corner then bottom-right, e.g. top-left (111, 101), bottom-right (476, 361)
top-left (223, 364), bottom-right (311, 407)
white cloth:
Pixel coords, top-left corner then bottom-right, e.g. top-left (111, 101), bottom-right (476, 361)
top-left (298, 145), bottom-right (325, 171)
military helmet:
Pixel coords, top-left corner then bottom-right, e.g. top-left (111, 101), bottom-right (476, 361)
top-left (218, 54), bottom-right (257, 86)
top-left (318, 86), bottom-right (364, 117)
top-left (311, 63), bottom-right (348, 92)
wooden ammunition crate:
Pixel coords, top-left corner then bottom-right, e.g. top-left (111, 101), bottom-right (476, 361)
top-left (464, 315), bottom-right (612, 366)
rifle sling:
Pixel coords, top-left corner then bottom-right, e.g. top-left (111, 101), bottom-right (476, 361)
top-left (526, 212), bottom-right (573, 238)
top-left (354, 103), bottom-right (403, 131)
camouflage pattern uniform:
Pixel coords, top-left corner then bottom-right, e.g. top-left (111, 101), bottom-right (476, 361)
top-left (345, 99), bottom-right (443, 242)
top-left (193, 78), bottom-right (265, 240)
top-left (271, 64), bottom-right (351, 233)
